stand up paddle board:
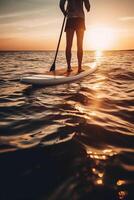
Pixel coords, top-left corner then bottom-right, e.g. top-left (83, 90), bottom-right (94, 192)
top-left (20, 62), bottom-right (97, 86)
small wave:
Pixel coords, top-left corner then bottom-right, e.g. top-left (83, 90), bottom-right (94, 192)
top-left (17, 58), bottom-right (44, 62)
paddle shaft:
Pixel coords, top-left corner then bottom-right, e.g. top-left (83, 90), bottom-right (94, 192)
top-left (51, 15), bottom-right (66, 69)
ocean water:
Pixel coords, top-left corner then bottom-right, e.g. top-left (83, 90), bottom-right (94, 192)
top-left (0, 50), bottom-right (134, 200)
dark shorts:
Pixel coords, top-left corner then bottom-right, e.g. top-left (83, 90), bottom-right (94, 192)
top-left (65, 17), bottom-right (86, 32)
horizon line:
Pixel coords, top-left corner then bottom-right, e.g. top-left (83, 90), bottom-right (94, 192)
top-left (0, 49), bottom-right (134, 52)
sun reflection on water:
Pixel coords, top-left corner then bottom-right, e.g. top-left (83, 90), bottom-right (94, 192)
top-left (86, 148), bottom-right (118, 186)
top-left (118, 191), bottom-right (128, 200)
top-left (95, 50), bottom-right (103, 64)
top-left (96, 179), bottom-right (103, 185)
top-left (86, 148), bottom-right (118, 160)
top-left (117, 180), bottom-right (126, 186)
top-left (75, 50), bottom-right (107, 121)
top-left (96, 50), bottom-right (103, 59)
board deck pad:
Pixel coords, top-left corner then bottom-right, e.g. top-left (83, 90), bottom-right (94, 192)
top-left (20, 63), bottom-right (97, 86)
top-left (46, 65), bottom-right (89, 77)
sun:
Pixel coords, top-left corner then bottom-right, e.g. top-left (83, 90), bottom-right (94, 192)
top-left (85, 25), bottom-right (116, 50)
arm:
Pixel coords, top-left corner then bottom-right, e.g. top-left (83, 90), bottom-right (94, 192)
top-left (84, 0), bottom-right (90, 12)
top-left (59, 0), bottom-right (67, 16)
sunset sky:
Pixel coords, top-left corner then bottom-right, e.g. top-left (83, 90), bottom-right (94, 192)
top-left (0, 0), bottom-right (134, 50)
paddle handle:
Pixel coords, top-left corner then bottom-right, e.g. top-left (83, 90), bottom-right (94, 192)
top-left (53, 15), bottom-right (66, 64)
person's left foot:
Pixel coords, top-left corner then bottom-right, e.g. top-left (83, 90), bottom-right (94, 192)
top-left (67, 68), bottom-right (73, 72)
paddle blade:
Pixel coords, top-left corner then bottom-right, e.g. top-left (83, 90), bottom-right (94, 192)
top-left (50, 62), bottom-right (56, 71)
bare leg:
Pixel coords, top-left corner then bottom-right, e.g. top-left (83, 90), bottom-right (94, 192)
top-left (66, 29), bottom-right (75, 71)
top-left (76, 29), bottom-right (84, 72)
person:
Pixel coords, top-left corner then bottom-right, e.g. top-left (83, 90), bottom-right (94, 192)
top-left (60, 0), bottom-right (90, 73)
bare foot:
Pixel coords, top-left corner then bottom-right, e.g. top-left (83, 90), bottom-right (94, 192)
top-left (66, 69), bottom-right (73, 77)
top-left (67, 68), bottom-right (73, 72)
top-left (78, 68), bottom-right (84, 73)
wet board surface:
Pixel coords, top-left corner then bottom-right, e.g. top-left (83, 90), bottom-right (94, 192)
top-left (20, 63), bottom-right (97, 86)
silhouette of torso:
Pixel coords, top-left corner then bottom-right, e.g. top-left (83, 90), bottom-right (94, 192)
top-left (67, 0), bottom-right (84, 18)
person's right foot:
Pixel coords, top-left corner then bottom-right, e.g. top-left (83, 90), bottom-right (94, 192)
top-left (78, 67), bottom-right (84, 73)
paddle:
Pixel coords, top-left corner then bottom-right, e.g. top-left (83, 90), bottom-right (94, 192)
top-left (50, 15), bottom-right (66, 71)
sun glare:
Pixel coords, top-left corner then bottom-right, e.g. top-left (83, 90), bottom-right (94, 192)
top-left (85, 26), bottom-right (116, 50)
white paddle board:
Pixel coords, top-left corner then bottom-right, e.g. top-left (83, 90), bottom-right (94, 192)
top-left (20, 63), bottom-right (97, 86)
